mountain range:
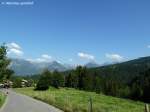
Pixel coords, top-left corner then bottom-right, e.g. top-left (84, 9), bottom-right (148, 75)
top-left (9, 59), bottom-right (73, 75)
top-left (9, 58), bottom-right (100, 75)
top-left (10, 56), bottom-right (150, 77)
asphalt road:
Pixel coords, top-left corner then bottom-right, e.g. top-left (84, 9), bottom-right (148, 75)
top-left (0, 89), bottom-right (63, 112)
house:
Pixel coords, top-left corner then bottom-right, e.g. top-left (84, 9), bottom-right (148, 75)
top-left (0, 80), bottom-right (13, 88)
top-left (0, 84), bottom-right (4, 88)
top-left (21, 79), bottom-right (28, 87)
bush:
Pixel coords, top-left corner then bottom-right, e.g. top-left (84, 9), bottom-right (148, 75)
top-left (35, 70), bottom-right (51, 90)
top-left (13, 78), bottom-right (22, 88)
top-left (35, 79), bottom-right (49, 90)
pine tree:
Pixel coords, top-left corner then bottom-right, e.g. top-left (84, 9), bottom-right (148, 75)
top-left (65, 73), bottom-right (72, 87)
top-left (52, 70), bottom-right (64, 88)
top-left (76, 66), bottom-right (87, 90)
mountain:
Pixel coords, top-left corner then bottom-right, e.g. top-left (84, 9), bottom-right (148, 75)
top-left (85, 62), bottom-right (100, 68)
top-left (89, 56), bottom-right (150, 83)
top-left (10, 56), bottom-right (150, 77)
top-left (9, 59), bottom-right (40, 75)
top-left (46, 61), bottom-right (69, 71)
top-left (9, 58), bottom-right (73, 75)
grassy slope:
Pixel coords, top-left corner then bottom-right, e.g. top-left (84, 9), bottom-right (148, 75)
top-left (0, 92), bottom-right (6, 108)
top-left (15, 87), bottom-right (145, 112)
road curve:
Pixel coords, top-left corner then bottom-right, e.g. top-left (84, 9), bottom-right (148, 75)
top-left (0, 89), bottom-right (63, 112)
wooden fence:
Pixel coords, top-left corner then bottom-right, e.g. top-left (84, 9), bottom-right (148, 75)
top-left (145, 104), bottom-right (150, 112)
top-left (88, 97), bottom-right (93, 112)
top-left (88, 97), bottom-right (150, 112)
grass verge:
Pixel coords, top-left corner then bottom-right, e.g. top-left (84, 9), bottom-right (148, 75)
top-left (15, 87), bottom-right (145, 112)
top-left (0, 92), bottom-right (6, 108)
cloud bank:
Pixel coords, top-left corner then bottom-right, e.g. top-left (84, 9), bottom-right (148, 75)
top-left (27, 54), bottom-right (52, 63)
top-left (78, 52), bottom-right (95, 60)
top-left (105, 53), bottom-right (124, 62)
top-left (7, 42), bottom-right (23, 56)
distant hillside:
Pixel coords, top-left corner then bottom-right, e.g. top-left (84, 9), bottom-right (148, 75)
top-left (84, 62), bottom-right (100, 68)
top-left (89, 56), bottom-right (150, 83)
top-left (9, 59), bottom-right (73, 75)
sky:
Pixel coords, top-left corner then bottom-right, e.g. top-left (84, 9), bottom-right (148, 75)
top-left (0, 0), bottom-right (150, 65)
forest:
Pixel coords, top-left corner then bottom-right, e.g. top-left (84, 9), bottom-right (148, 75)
top-left (36, 64), bottom-right (150, 103)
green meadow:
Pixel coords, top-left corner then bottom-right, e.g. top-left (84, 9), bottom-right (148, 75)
top-left (15, 87), bottom-right (145, 112)
top-left (0, 92), bottom-right (6, 108)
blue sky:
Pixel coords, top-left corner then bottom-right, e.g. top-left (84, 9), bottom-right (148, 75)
top-left (0, 0), bottom-right (150, 65)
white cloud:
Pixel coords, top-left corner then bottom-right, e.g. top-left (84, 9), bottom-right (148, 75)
top-left (41, 54), bottom-right (52, 60)
top-left (27, 54), bottom-right (52, 63)
top-left (7, 42), bottom-right (21, 50)
top-left (105, 53), bottom-right (124, 62)
top-left (147, 45), bottom-right (150, 48)
top-left (8, 48), bottom-right (23, 56)
top-left (69, 58), bottom-right (73, 62)
top-left (7, 42), bottom-right (23, 56)
top-left (78, 52), bottom-right (95, 60)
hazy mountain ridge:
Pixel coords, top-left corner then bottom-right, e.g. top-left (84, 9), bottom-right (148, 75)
top-left (9, 56), bottom-right (150, 77)
top-left (9, 58), bottom-right (103, 75)
top-left (9, 58), bottom-right (74, 75)
top-left (84, 62), bottom-right (100, 68)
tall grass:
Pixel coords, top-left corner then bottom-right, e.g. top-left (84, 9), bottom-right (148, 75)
top-left (0, 92), bottom-right (6, 108)
top-left (15, 87), bottom-right (145, 112)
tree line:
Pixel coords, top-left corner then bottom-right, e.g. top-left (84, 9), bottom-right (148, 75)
top-left (36, 66), bottom-right (150, 103)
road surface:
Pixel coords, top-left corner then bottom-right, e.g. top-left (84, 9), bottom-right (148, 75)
top-left (0, 89), bottom-right (63, 112)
